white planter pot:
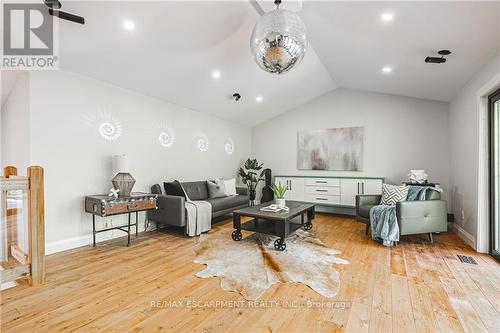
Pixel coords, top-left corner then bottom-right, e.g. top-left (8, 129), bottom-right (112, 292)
top-left (275, 198), bottom-right (286, 207)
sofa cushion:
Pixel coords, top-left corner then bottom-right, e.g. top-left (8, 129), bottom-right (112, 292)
top-left (164, 181), bottom-right (185, 198)
top-left (381, 184), bottom-right (409, 205)
top-left (206, 194), bottom-right (248, 212)
top-left (151, 184), bottom-right (163, 195)
top-left (182, 181), bottom-right (209, 200)
top-left (425, 190), bottom-right (441, 200)
top-left (207, 179), bottom-right (227, 198)
top-left (224, 178), bottom-right (237, 196)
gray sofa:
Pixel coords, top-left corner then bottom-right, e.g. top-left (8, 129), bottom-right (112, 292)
top-left (147, 181), bottom-right (249, 229)
top-left (355, 190), bottom-right (447, 242)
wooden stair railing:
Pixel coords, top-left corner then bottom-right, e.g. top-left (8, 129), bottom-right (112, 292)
top-left (1, 166), bottom-right (45, 286)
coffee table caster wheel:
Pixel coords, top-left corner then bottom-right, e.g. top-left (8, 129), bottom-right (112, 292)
top-left (231, 230), bottom-right (242, 241)
top-left (274, 238), bottom-right (286, 251)
top-left (303, 222), bottom-right (313, 230)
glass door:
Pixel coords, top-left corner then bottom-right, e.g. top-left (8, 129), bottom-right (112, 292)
top-left (490, 88), bottom-right (500, 261)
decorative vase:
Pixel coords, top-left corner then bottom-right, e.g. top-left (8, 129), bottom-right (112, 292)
top-left (275, 198), bottom-right (286, 207)
top-left (408, 170), bottom-right (428, 184)
top-left (249, 189), bottom-right (256, 206)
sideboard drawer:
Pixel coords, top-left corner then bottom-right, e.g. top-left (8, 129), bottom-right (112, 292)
top-left (304, 194), bottom-right (340, 205)
top-left (304, 186), bottom-right (340, 195)
top-left (304, 178), bottom-right (340, 187)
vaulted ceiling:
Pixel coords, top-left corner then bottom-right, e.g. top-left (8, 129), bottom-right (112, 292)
top-left (56, 1), bottom-right (499, 126)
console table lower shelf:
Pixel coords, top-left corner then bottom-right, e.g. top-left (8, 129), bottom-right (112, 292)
top-left (232, 201), bottom-right (315, 251)
top-left (91, 212), bottom-right (140, 247)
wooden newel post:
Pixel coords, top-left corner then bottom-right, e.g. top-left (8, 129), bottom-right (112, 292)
top-left (4, 166), bottom-right (17, 178)
top-left (28, 166), bottom-right (45, 285)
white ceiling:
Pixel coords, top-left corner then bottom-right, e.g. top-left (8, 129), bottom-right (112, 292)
top-left (58, 1), bottom-right (335, 126)
top-left (55, 1), bottom-right (499, 126)
top-left (302, 1), bottom-right (500, 102)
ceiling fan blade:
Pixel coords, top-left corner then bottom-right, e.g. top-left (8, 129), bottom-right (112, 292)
top-left (43, 0), bottom-right (62, 9)
top-left (249, 0), bottom-right (265, 16)
top-left (48, 9), bottom-right (85, 25)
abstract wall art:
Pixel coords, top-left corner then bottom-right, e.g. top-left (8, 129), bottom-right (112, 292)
top-left (297, 127), bottom-right (364, 171)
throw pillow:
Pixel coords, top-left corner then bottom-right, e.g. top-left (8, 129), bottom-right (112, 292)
top-left (380, 184), bottom-right (409, 205)
top-left (224, 178), bottom-right (237, 196)
top-left (164, 180), bottom-right (186, 198)
top-left (207, 178), bottom-right (227, 198)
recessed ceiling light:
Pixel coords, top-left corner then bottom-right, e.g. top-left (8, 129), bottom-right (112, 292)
top-left (381, 13), bottom-right (393, 22)
top-left (212, 71), bottom-right (221, 79)
top-left (123, 21), bottom-right (135, 31)
top-left (256, 96), bottom-right (263, 103)
top-left (382, 66), bottom-right (393, 73)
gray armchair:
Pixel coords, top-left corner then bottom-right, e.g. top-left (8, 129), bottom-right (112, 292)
top-left (355, 190), bottom-right (447, 242)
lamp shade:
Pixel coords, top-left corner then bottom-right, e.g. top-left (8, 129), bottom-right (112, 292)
top-left (112, 154), bottom-right (129, 175)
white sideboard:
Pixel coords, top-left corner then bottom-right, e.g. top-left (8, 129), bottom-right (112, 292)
top-left (274, 176), bottom-right (384, 208)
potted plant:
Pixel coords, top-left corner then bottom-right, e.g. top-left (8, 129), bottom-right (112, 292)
top-left (238, 158), bottom-right (265, 206)
top-left (271, 182), bottom-right (288, 207)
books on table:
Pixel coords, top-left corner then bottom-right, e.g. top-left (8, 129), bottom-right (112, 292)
top-left (260, 204), bottom-right (289, 212)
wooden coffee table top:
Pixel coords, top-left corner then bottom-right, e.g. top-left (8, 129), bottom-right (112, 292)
top-left (233, 201), bottom-right (314, 221)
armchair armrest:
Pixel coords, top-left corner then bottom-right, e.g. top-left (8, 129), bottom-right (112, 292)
top-left (356, 195), bottom-right (381, 207)
top-left (236, 187), bottom-right (248, 196)
top-left (396, 200), bottom-right (447, 235)
top-left (147, 194), bottom-right (186, 227)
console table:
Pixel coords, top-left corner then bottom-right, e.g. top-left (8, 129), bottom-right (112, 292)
top-left (84, 193), bottom-right (157, 246)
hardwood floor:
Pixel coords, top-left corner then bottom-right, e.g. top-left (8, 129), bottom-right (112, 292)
top-left (1, 214), bottom-right (499, 332)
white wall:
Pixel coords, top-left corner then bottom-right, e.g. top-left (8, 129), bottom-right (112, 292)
top-left (27, 70), bottom-right (251, 251)
top-left (11, 59), bottom-right (499, 252)
top-left (1, 72), bottom-right (30, 172)
top-left (252, 88), bottom-right (450, 205)
top-left (449, 53), bottom-right (500, 241)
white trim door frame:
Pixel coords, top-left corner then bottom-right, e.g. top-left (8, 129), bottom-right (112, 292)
top-left (476, 72), bottom-right (500, 253)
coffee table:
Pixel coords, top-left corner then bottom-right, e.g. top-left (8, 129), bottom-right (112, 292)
top-left (232, 201), bottom-right (315, 251)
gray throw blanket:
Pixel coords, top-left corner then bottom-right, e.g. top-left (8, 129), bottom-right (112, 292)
top-left (407, 185), bottom-right (442, 201)
top-left (370, 186), bottom-right (443, 246)
top-left (180, 185), bottom-right (212, 237)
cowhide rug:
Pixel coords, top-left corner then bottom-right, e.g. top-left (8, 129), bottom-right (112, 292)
top-left (194, 229), bottom-right (349, 300)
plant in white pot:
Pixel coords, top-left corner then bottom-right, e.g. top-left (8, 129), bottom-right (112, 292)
top-left (271, 182), bottom-right (288, 207)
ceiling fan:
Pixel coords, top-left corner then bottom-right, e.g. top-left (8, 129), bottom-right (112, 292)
top-left (43, 0), bottom-right (85, 25)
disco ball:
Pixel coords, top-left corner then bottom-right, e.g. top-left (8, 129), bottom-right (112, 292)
top-left (250, 5), bottom-right (308, 74)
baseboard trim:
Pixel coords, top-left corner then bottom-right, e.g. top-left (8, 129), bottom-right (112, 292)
top-left (448, 222), bottom-right (476, 250)
top-left (46, 224), bottom-right (157, 255)
top-left (0, 281), bottom-right (17, 290)
top-left (46, 235), bottom-right (92, 255)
